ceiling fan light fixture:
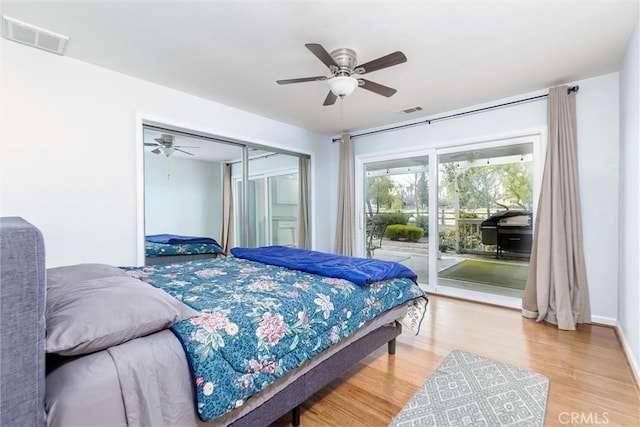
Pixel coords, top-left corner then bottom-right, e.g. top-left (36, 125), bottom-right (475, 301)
top-left (328, 76), bottom-right (358, 97)
top-left (160, 146), bottom-right (175, 157)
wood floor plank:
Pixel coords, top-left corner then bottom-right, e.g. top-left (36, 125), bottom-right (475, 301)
top-left (271, 295), bottom-right (639, 426)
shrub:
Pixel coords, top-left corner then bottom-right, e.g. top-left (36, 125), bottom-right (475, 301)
top-left (458, 233), bottom-right (482, 253)
top-left (370, 212), bottom-right (409, 229)
top-left (439, 228), bottom-right (456, 252)
top-left (416, 215), bottom-right (429, 235)
top-left (460, 211), bottom-right (479, 219)
top-left (384, 224), bottom-right (424, 242)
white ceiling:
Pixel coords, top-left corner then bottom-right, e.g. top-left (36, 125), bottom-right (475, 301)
top-left (2, 1), bottom-right (638, 137)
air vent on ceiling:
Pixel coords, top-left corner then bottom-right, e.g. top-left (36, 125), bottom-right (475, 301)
top-left (2, 15), bottom-right (68, 55)
top-left (399, 106), bottom-right (423, 114)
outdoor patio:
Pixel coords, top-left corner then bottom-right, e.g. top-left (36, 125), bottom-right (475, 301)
top-left (371, 237), bottom-right (529, 299)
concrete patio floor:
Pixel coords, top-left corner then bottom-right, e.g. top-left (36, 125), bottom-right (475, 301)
top-left (372, 238), bottom-right (529, 299)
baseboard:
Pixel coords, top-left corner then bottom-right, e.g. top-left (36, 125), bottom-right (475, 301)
top-left (615, 322), bottom-right (640, 392)
top-left (590, 315), bottom-right (617, 327)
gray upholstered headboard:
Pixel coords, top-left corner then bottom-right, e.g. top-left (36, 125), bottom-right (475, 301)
top-left (0, 217), bottom-right (46, 426)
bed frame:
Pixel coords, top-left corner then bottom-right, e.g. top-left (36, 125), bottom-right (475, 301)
top-left (230, 319), bottom-right (399, 426)
top-left (0, 217), bottom-right (401, 426)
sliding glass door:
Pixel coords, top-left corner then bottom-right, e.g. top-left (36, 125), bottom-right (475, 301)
top-left (435, 142), bottom-right (534, 299)
top-left (362, 155), bottom-right (430, 283)
top-left (357, 134), bottom-right (540, 305)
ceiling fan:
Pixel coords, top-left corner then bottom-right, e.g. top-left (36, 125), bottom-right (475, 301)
top-left (277, 43), bottom-right (407, 106)
top-left (144, 134), bottom-right (196, 157)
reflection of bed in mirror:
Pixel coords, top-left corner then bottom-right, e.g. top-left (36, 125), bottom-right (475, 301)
top-left (145, 234), bottom-right (225, 265)
top-left (143, 130), bottom-right (226, 266)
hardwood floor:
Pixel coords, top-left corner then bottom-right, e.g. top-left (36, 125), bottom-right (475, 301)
top-left (271, 295), bottom-right (640, 427)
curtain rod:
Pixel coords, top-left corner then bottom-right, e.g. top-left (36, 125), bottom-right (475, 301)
top-left (332, 85), bottom-right (579, 142)
top-left (227, 152), bottom-right (279, 165)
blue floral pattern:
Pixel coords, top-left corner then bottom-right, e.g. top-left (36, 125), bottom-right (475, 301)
top-left (145, 241), bottom-right (225, 257)
top-left (123, 257), bottom-right (427, 422)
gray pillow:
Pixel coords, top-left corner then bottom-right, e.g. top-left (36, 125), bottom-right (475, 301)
top-left (46, 275), bottom-right (197, 356)
top-left (47, 263), bottom-right (128, 289)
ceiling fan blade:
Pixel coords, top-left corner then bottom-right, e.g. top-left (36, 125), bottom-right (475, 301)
top-left (175, 148), bottom-right (194, 156)
top-left (305, 43), bottom-right (338, 69)
top-left (357, 51), bottom-right (407, 74)
top-left (174, 145), bottom-right (197, 149)
top-left (144, 142), bottom-right (159, 147)
top-left (323, 91), bottom-right (337, 106)
top-left (151, 148), bottom-right (161, 154)
top-left (359, 79), bottom-right (397, 97)
top-left (277, 76), bottom-right (328, 85)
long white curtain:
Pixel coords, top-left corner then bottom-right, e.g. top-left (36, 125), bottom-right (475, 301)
top-left (297, 157), bottom-right (309, 249)
top-left (220, 163), bottom-right (234, 255)
top-left (334, 134), bottom-right (355, 255)
top-left (522, 85), bottom-right (591, 330)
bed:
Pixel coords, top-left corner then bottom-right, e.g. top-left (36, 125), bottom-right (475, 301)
top-left (0, 217), bottom-right (428, 427)
top-left (145, 233), bottom-right (225, 265)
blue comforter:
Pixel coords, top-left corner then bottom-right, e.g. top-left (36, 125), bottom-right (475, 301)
top-left (145, 241), bottom-right (225, 257)
top-left (123, 256), bottom-right (427, 422)
top-left (146, 234), bottom-right (222, 246)
top-left (231, 246), bottom-right (417, 286)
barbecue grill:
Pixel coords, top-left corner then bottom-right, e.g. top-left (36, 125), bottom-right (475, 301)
top-left (480, 210), bottom-right (532, 258)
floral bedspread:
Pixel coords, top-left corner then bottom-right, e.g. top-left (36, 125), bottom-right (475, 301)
top-left (144, 241), bottom-right (225, 257)
top-left (123, 256), bottom-right (427, 421)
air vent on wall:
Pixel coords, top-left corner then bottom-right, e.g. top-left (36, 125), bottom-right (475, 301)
top-left (2, 15), bottom-right (68, 55)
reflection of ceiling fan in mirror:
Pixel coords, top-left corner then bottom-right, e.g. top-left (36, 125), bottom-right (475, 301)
top-left (277, 43), bottom-right (407, 106)
top-left (144, 134), bottom-right (197, 157)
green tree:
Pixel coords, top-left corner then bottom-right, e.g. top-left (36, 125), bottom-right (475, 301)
top-left (366, 176), bottom-right (394, 216)
top-left (416, 172), bottom-right (428, 208)
top-left (460, 166), bottom-right (503, 215)
top-left (410, 172), bottom-right (428, 219)
top-left (391, 195), bottom-right (404, 211)
top-left (441, 162), bottom-right (502, 215)
top-left (499, 163), bottom-right (533, 209)
top-left (439, 163), bottom-right (458, 208)
top-left (441, 161), bottom-right (533, 214)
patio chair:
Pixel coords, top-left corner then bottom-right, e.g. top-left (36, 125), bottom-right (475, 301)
top-left (366, 218), bottom-right (387, 258)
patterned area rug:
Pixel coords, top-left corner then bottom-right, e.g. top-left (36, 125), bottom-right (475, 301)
top-left (390, 350), bottom-right (549, 427)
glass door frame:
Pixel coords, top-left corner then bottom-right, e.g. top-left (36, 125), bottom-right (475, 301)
top-left (355, 130), bottom-right (543, 302)
top-left (232, 165), bottom-right (300, 248)
top-left (355, 147), bottom-right (438, 293)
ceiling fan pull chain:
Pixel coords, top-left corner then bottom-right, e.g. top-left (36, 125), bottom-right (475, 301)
top-left (339, 95), bottom-right (345, 133)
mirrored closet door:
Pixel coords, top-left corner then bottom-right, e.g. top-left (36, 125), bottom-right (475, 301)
top-left (142, 123), bottom-right (310, 265)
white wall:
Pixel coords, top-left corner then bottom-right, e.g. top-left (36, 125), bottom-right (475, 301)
top-left (0, 40), bottom-right (332, 267)
top-left (144, 154), bottom-right (221, 239)
top-left (618, 19), bottom-right (640, 380)
top-left (340, 73), bottom-right (621, 324)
